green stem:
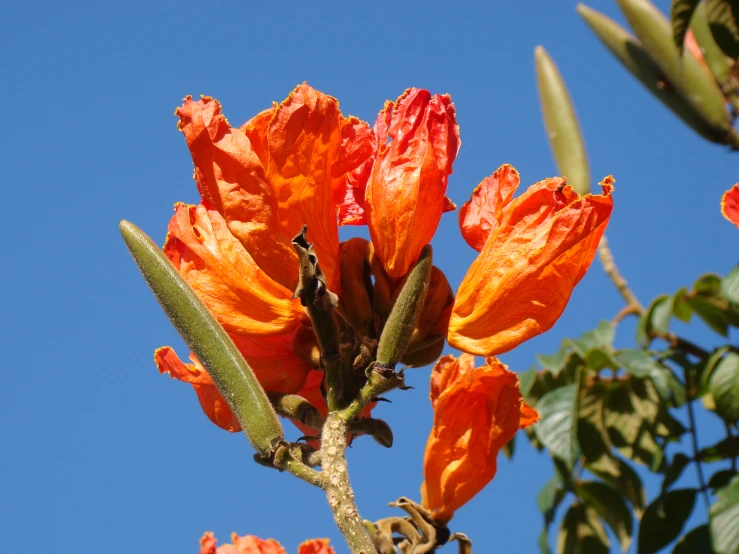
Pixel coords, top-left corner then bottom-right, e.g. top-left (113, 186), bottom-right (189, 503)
top-left (321, 413), bottom-right (377, 554)
top-left (684, 366), bottom-right (710, 512)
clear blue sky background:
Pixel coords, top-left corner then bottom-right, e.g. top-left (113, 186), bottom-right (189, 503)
top-left (2, 0), bottom-right (736, 552)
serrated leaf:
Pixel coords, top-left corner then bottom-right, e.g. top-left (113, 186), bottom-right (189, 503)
top-left (710, 475), bottom-right (739, 554)
top-left (673, 524), bottom-right (715, 554)
top-left (700, 436), bottom-right (739, 461)
top-left (672, 0), bottom-right (702, 51)
top-left (709, 469), bottom-right (737, 492)
top-left (577, 480), bottom-right (633, 551)
top-left (535, 383), bottom-right (581, 469)
top-left (706, 0), bottom-right (739, 59)
top-left (709, 352), bottom-right (739, 422)
top-left (663, 453), bottom-right (692, 491)
top-left (638, 489), bottom-right (698, 553)
top-left (722, 265), bottom-right (739, 304)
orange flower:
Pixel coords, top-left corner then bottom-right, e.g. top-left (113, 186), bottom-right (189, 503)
top-left (448, 165), bottom-right (614, 356)
top-left (364, 88), bottom-right (460, 278)
top-left (421, 354), bottom-right (539, 522)
top-left (722, 183), bottom-right (739, 228)
top-left (200, 531), bottom-right (334, 554)
top-left (157, 84), bottom-right (375, 431)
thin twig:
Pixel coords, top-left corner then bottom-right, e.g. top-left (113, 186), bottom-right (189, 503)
top-left (684, 366), bottom-right (711, 512)
top-left (726, 422), bottom-right (737, 473)
top-left (597, 236), bottom-right (644, 318)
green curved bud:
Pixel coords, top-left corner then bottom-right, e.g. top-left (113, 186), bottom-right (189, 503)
top-left (578, 3), bottom-right (728, 143)
top-left (691, 2), bottom-right (731, 86)
top-left (616, 0), bottom-right (731, 133)
top-left (119, 220), bottom-right (283, 456)
top-left (377, 246), bottom-right (433, 368)
top-left (535, 46), bottom-right (591, 195)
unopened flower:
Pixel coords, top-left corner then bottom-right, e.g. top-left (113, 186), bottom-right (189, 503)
top-left (420, 354), bottom-right (539, 522)
top-left (448, 166), bottom-right (614, 356)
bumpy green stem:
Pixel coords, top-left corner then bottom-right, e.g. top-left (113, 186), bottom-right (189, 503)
top-left (321, 413), bottom-right (377, 554)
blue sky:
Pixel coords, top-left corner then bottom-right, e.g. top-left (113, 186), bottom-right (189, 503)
top-left (2, 0), bottom-right (736, 552)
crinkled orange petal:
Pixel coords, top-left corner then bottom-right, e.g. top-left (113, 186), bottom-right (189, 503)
top-left (175, 96), bottom-right (297, 291)
top-left (458, 165), bottom-right (520, 252)
top-left (366, 88), bottom-right (461, 277)
top-left (421, 356), bottom-right (535, 521)
top-left (520, 400), bottom-right (541, 429)
top-left (266, 84), bottom-right (343, 292)
top-left (298, 539), bottom-right (335, 554)
top-left (721, 183), bottom-right (739, 229)
top-left (155, 347), bottom-right (241, 432)
top-left (448, 176), bottom-right (614, 356)
top-left (165, 202), bottom-right (303, 336)
top-left (333, 117), bottom-right (375, 226)
top-left (199, 532), bottom-right (287, 554)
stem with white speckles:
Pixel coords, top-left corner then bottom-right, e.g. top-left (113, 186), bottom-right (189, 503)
top-left (321, 412), bottom-right (377, 554)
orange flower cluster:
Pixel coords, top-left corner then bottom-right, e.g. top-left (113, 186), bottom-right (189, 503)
top-left (200, 532), bottom-right (333, 554)
top-left (156, 83), bottom-right (613, 520)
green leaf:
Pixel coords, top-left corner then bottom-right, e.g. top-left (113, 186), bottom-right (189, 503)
top-left (535, 383), bottom-right (581, 469)
top-left (539, 529), bottom-right (552, 554)
top-left (694, 273), bottom-right (724, 295)
top-left (577, 4), bottom-right (730, 143)
top-left (710, 475), bottom-right (739, 554)
top-left (535, 46), bottom-right (591, 195)
top-left (671, 0), bottom-right (702, 51)
top-left (672, 288), bottom-right (694, 322)
top-left (699, 347), bottom-right (731, 395)
top-left (538, 475), bottom-right (566, 526)
top-left (709, 469), bottom-right (738, 492)
top-left (580, 382), bottom-right (618, 475)
top-left (700, 435), bottom-right (739, 461)
top-left (663, 453), bottom-right (693, 491)
top-left (722, 265), bottom-right (739, 305)
top-left (576, 480), bottom-right (633, 551)
top-left (119, 221), bottom-right (283, 456)
top-left (590, 457), bottom-right (647, 516)
top-left (520, 366), bottom-right (539, 397)
top-left (673, 524), bottom-right (715, 554)
top-left (614, 349), bottom-right (672, 399)
top-left (586, 348), bottom-right (620, 371)
top-left (637, 295), bottom-right (672, 345)
top-left (616, 0), bottom-right (732, 133)
top-left (538, 346), bottom-right (571, 376)
top-left (706, 0), bottom-right (739, 59)
top-left (687, 295), bottom-right (730, 335)
top-left (709, 352), bottom-right (739, 422)
top-left (502, 435), bottom-right (515, 459)
top-left (558, 505), bottom-right (611, 554)
top-left (638, 489), bottom-right (698, 553)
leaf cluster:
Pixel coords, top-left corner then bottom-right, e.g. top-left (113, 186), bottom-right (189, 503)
top-left (512, 268), bottom-right (739, 553)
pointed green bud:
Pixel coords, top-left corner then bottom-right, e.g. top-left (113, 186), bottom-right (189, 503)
top-left (578, 4), bottom-right (732, 144)
top-left (376, 246), bottom-right (433, 368)
top-left (691, 2), bottom-right (731, 86)
top-left (535, 46), bottom-right (591, 196)
top-left (616, 0), bottom-right (731, 133)
top-left (119, 220), bottom-right (283, 457)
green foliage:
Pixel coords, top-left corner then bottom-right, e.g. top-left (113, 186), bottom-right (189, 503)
top-left (709, 475), bottom-right (739, 554)
top-left (638, 489), bottom-right (697, 553)
top-left (705, 0), bottom-right (739, 59)
top-left (671, 0), bottom-right (702, 51)
top-left (517, 268), bottom-right (739, 554)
